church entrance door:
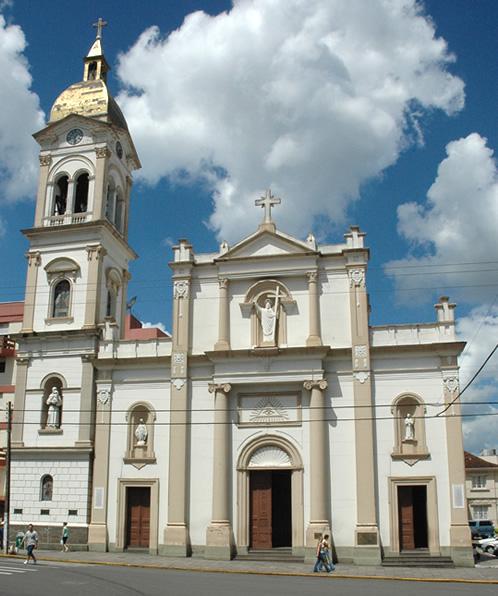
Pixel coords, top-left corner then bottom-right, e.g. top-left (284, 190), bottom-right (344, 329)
top-left (398, 485), bottom-right (428, 550)
top-left (125, 486), bottom-right (150, 549)
top-left (250, 470), bottom-right (292, 549)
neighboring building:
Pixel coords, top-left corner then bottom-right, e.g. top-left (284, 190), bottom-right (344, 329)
top-left (7, 26), bottom-right (473, 566)
top-left (465, 450), bottom-right (498, 526)
top-left (0, 302), bottom-right (24, 517)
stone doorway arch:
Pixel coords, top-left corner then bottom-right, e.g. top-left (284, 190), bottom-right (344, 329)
top-left (236, 434), bottom-right (304, 555)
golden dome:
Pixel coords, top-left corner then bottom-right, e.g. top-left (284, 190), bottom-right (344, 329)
top-left (49, 79), bottom-right (128, 130)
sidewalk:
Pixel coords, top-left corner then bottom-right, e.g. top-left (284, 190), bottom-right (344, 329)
top-left (2, 549), bottom-right (497, 583)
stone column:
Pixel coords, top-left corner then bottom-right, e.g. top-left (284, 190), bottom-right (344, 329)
top-left (347, 267), bottom-right (381, 565)
top-left (306, 270), bottom-right (322, 346)
top-left (304, 379), bottom-right (330, 558)
top-left (83, 245), bottom-right (106, 328)
top-left (88, 382), bottom-right (112, 551)
top-left (33, 155), bottom-right (52, 227)
top-left (11, 357), bottom-right (30, 447)
top-left (214, 278), bottom-right (230, 351)
top-left (205, 383), bottom-right (233, 559)
top-left (75, 356), bottom-right (95, 447)
top-left (93, 147), bottom-right (110, 219)
top-left (21, 252), bottom-right (41, 333)
top-left (163, 277), bottom-right (191, 556)
top-left (442, 371), bottom-right (474, 566)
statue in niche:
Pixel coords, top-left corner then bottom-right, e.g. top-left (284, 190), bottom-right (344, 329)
top-left (403, 413), bottom-right (415, 441)
top-left (46, 386), bottom-right (62, 428)
top-left (255, 288), bottom-right (280, 345)
top-left (134, 418), bottom-right (148, 446)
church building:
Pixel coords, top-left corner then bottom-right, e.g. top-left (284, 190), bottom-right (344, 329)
top-left (8, 25), bottom-right (473, 566)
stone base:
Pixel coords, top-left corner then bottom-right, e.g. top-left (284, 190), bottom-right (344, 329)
top-left (162, 524), bottom-right (190, 557)
top-left (9, 524), bottom-right (89, 551)
top-left (88, 523), bottom-right (108, 551)
top-left (306, 335), bottom-right (322, 347)
top-left (448, 524), bottom-right (474, 567)
top-left (305, 522), bottom-right (331, 562)
top-left (205, 523), bottom-right (234, 560)
top-left (353, 526), bottom-right (381, 565)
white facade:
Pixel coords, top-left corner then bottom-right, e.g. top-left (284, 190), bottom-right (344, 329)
top-left (8, 29), bottom-right (473, 567)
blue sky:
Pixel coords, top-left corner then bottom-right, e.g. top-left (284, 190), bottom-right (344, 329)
top-left (0, 0), bottom-right (496, 451)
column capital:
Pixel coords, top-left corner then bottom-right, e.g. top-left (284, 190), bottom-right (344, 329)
top-left (306, 270), bottom-right (318, 283)
top-left (208, 383), bottom-right (232, 394)
top-left (95, 146), bottom-right (111, 159)
top-left (39, 154), bottom-right (52, 167)
top-left (15, 356), bottom-right (30, 366)
top-left (303, 379), bottom-right (327, 391)
top-left (86, 244), bottom-right (107, 261)
top-left (218, 277), bottom-right (229, 289)
top-left (25, 251), bottom-right (41, 267)
top-left (348, 268), bottom-right (365, 288)
top-left (174, 279), bottom-right (190, 299)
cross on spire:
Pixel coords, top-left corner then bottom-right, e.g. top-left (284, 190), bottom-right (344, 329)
top-left (93, 17), bottom-right (108, 40)
top-left (255, 189), bottom-right (281, 224)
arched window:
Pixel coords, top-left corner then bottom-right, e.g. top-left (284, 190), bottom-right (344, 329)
top-left (74, 173), bottom-right (89, 213)
top-left (114, 190), bottom-right (124, 232)
top-left (53, 175), bottom-right (68, 215)
top-left (52, 279), bottom-right (71, 318)
top-left (41, 475), bottom-right (53, 501)
top-left (124, 403), bottom-right (156, 468)
top-left (88, 61), bottom-right (97, 80)
top-left (106, 289), bottom-right (116, 318)
top-left (391, 394), bottom-right (429, 461)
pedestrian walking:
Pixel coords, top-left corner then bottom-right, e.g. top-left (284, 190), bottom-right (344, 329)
top-left (313, 533), bottom-right (334, 573)
top-left (22, 523), bottom-right (38, 565)
top-left (61, 522), bottom-right (70, 552)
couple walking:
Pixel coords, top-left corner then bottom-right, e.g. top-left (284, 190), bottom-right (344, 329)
top-left (313, 533), bottom-right (335, 573)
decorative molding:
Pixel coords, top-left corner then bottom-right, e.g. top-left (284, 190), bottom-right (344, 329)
top-left (443, 376), bottom-right (459, 393)
top-left (97, 388), bottom-right (111, 405)
top-left (86, 244), bottom-right (107, 261)
top-left (349, 268), bottom-right (365, 287)
top-left (173, 280), bottom-right (190, 299)
top-left (306, 270), bottom-right (318, 283)
top-left (248, 445), bottom-right (292, 468)
top-left (218, 278), bottom-right (229, 290)
top-left (95, 147), bottom-right (110, 159)
top-left (353, 371), bottom-right (370, 384)
top-left (172, 378), bottom-right (186, 390)
top-left (303, 379), bottom-right (328, 391)
top-left (208, 383), bottom-right (232, 394)
top-left (249, 397), bottom-right (288, 424)
top-left (39, 155), bottom-right (52, 167)
top-left (354, 344), bottom-right (368, 368)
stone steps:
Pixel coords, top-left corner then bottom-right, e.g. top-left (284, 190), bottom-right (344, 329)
top-left (236, 548), bottom-right (303, 563)
top-left (382, 554), bottom-right (455, 568)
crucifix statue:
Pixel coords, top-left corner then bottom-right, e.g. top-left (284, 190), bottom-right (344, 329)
top-left (255, 189), bottom-right (281, 224)
top-left (93, 17), bottom-right (108, 40)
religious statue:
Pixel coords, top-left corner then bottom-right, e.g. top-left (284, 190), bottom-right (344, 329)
top-left (46, 386), bottom-right (62, 428)
top-left (403, 413), bottom-right (415, 441)
top-left (134, 418), bottom-right (148, 446)
top-left (255, 289), bottom-right (280, 345)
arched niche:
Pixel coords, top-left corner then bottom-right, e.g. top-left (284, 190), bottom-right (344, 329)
top-left (105, 267), bottom-right (122, 320)
top-left (391, 393), bottom-right (429, 462)
top-left (242, 279), bottom-right (295, 348)
top-left (40, 474), bottom-right (53, 501)
top-left (40, 375), bottom-right (65, 430)
top-left (124, 401), bottom-right (156, 469)
top-left (45, 258), bottom-right (80, 321)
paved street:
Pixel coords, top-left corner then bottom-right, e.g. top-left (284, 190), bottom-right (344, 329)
top-left (0, 555), bottom-right (497, 596)
top-left (0, 560), bottom-right (496, 596)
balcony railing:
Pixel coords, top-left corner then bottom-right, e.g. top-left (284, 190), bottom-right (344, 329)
top-left (43, 212), bottom-right (91, 226)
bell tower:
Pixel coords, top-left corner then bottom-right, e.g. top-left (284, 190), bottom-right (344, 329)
top-left (22, 20), bottom-right (141, 336)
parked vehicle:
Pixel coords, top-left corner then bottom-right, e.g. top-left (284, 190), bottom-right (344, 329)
top-left (469, 520), bottom-right (496, 538)
top-left (477, 537), bottom-right (498, 555)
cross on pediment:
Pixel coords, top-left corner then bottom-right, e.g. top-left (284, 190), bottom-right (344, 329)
top-left (255, 189), bottom-right (281, 224)
top-left (93, 17), bottom-right (108, 40)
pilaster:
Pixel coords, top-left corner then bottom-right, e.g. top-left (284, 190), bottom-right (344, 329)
top-left (441, 368), bottom-right (474, 566)
top-left (88, 381), bottom-right (112, 551)
top-left (163, 269), bottom-right (192, 556)
top-left (205, 383), bottom-right (234, 560)
top-left (347, 265), bottom-right (381, 565)
top-left (33, 155), bottom-right (52, 227)
top-left (83, 244), bottom-right (106, 328)
top-left (303, 379), bottom-right (330, 559)
top-left (75, 356), bottom-right (95, 447)
top-left (92, 147), bottom-right (110, 220)
top-left (306, 270), bottom-right (322, 346)
top-left (214, 278), bottom-right (230, 351)
top-left (21, 251), bottom-right (41, 333)
top-left (11, 357), bottom-right (30, 447)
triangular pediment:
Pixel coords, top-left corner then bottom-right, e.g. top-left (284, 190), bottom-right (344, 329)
top-left (219, 228), bottom-right (315, 260)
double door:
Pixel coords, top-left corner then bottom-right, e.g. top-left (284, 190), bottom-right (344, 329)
top-left (125, 487), bottom-right (150, 548)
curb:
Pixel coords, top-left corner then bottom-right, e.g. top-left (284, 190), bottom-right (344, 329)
top-left (1, 553), bottom-right (497, 585)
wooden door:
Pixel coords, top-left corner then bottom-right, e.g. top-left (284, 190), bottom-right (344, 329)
top-left (398, 486), bottom-right (415, 550)
top-left (126, 487), bottom-right (150, 548)
top-left (250, 471), bottom-right (272, 549)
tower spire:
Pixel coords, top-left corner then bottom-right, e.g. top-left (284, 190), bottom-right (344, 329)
top-left (84, 18), bottom-right (110, 82)
top-left (93, 17), bottom-right (107, 40)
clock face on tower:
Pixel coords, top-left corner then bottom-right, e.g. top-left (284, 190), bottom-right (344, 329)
top-left (66, 128), bottom-right (83, 145)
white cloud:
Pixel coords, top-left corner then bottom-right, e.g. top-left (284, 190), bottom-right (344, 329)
top-left (0, 15), bottom-right (44, 202)
top-left (116, 0), bottom-right (464, 241)
top-left (385, 133), bottom-right (498, 305)
top-left (141, 321), bottom-right (170, 336)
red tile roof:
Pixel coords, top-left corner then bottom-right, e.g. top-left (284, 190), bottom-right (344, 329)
top-left (123, 314), bottom-right (170, 340)
top-left (465, 451), bottom-right (498, 469)
top-left (0, 301), bottom-right (24, 323)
